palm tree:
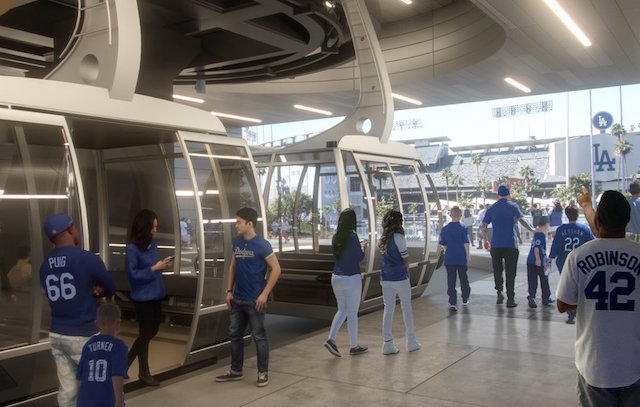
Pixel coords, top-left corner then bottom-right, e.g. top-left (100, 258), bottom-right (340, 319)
top-left (471, 153), bottom-right (484, 206)
top-left (612, 123), bottom-right (630, 192)
top-left (451, 173), bottom-right (463, 203)
top-left (441, 168), bottom-right (453, 209)
top-left (519, 164), bottom-right (539, 210)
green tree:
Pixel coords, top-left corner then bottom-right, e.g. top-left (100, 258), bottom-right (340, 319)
top-left (451, 173), bottom-right (463, 203)
top-left (267, 191), bottom-right (313, 232)
top-left (459, 193), bottom-right (473, 209)
top-left (477, 179), bottom-right (492, 205)
top-left (552, 173), bottom-right (598, 204)
top-left (375, 194), bottom-right (396, 220)
top-left (471, 153), bottom-right (484, 206)
top-left (441, 168), bottom-right (453, 209)
top-left (509, 182), bottom-right (529, 213)
top-left (519, 164), bottom-right (540, 210)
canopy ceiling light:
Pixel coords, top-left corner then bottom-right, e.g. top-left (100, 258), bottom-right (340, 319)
top-left (542, 0), bottom-right (592, 47)
top-left (294, 104), bottom-right (332, 116)
top-left (172, 94), bottom-right (204, 103)
top-left (210, 111), bottom-right (262, 123)
top-left (392, 93), bottom-right (422, 106)
top-left (504, 77), bottom-right (531, 93)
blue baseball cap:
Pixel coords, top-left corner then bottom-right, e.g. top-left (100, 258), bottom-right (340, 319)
top-left (43, 213), bottom-right (74, 240)
top-left (498, 185), bottom-right (510, 197)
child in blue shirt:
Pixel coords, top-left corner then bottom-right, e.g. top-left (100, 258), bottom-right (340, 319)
top-left (526, 217), bottom-right (553, 308)
top-left (439, 206), bottom-right (470, 311)
top-left (77, 303), bottom-right (128, 407)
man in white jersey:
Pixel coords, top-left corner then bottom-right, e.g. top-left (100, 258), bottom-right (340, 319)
top-left (557, 190), bottom-right (640, 407)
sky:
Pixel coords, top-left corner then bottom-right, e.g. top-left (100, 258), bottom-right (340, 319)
top-left (244, 83), bottom-right (640, 148)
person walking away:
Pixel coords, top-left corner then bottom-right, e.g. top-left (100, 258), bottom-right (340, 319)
top-left (39, 213), bottom-right (115, 407)
top-left (461, 208), bottom-right (475, 247)
top-left (548, 198), bottom-right (563, 238)
top-left (526, 217), bottom-right (553, 308)
top-left (476, 205), bottom-right (486, 249)
top-left (439, 206), bottom-right (470, 311)
top-left (323, 208), bottom-right (368, 357)
top-left (378, 210), bottom-right (421, 354)
top-left (548, 205), bottom-right (594, 323)
top-left (77, 303), bottom-right (127, 407)
top-left (216, 207), bottom-right (281, 387)
top-left (557, 190), bottom-right (640, 407)
top-left (482, 185), bottom-right (534, 307)
top-left (126, 209), bottom-right (171, 386)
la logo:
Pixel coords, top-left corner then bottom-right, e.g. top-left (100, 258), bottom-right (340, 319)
top-left (593, 144), bottom-right (615, 172)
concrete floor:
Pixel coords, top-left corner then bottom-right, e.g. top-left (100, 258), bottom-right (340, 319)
top-left (127, 250), bottom-right (579, 407)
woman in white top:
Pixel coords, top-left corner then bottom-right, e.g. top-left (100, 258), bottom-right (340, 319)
top-left (461, 208), bottom-right (475, 246)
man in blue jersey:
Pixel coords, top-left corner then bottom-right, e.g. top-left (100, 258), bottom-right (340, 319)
top-left (216, 207), bottom-right (281, 387)
top-left (548, 205), bottom-right (594, 323)
top-left (482, 185), bottom-right (534, 307)
top-left (39, 213), bottom-right (115, 407)
top-left (77, 303), bottom-right (127, 407)
top-left (557, 190), bottom-right (640, 407)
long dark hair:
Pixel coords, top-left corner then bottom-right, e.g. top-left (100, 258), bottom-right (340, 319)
top-left (130, 209), bottom-right (157, 251)
top-left (333, 208), bottom-right (357, 259)
top-left (378, 210), bottom-right (404, 251)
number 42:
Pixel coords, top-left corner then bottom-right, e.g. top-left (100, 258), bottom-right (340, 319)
top-left (584, 270), bottom-right (635, 311)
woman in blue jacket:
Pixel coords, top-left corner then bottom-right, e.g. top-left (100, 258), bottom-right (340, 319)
top-left (126, 209), bottom-right (171, 386)
top-left (323, 208), bottom-right (368, 357)
top-left (378, 210), bottom-right (421, 355)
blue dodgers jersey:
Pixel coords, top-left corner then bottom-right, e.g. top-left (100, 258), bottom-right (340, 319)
top-left (232, 235), bottom-right (274, 301)
top-left (77, 334), bottom-right (128, 407)
top-left (381, 233), bottom-right (409, 281)
top-left (333, 232), bottom-right (365, 276)
top-left (549, 223), bottom-right (594, 272)
top-left (39, 246), bottom-right (115, 336)
top-left (527, 232), bottom-right (547, 265)
top-left (483, 199), bottom-right (523, 248)
top-left (439, 221), bottom-right (469, 266)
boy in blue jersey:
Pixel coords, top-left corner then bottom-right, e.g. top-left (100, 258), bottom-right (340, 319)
top-left (548, 205), bottom-right (594, 323)
top-left (40, 213), bottom-right (115, 407)
top-left (77, 303), bottom-right (127, 407)
top-left (216, 208), bottom-right (281, 387)
top-left (439, 206), bottom-right (470, 311)
top-left (526, 217), bottom-right (552, 308)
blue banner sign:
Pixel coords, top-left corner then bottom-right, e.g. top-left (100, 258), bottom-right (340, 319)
top-left (592, 111), bottom-right (613, 130)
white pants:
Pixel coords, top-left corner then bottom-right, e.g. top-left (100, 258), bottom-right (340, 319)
top-left (381, 279), bottom-right (416, 344)
top-left (49, 332), bottom-right (90, 407)
top-left (329, 274), bottom-right (362, 348)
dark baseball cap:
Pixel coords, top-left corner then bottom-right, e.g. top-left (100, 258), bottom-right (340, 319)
top-left (596, 190), bottom-right (630, 232)
top-left (498, 185), bottom-right (510, 197)
top-left (43, 213), bottom-right (74, 240)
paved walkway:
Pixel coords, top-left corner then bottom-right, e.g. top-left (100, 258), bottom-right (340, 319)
top-left (127, 257), bottom-right (578, 407)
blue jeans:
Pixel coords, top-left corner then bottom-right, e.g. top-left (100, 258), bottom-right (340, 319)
top-left (445, 265), bottom-right (470, 305)
top-left (329, 274), bottom-right (362, 348)
top-left (381, 278), bottom-right (416, 344)
top-left (49, 332), bottom-right (90, 407)
top-left (229, 299), bottom-right (268, 374)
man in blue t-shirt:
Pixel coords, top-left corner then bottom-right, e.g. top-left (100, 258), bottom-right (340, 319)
top-left (439, 206), bottom-right (470, 311)
top-left (77, 303), bottom-right (127, 407)
top-left (482, 185), bottom-right (534, 308)
top-left (548, 205), bottom-right (594, 323)
top-left (216, 208), bottom-right (281, 388)
top-left (39, 213), bottom-right (115, 407)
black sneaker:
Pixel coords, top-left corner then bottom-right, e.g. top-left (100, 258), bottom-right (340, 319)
top-left (506, 300), bottom-right (518, 308)
top-left (215, 371), bottom-right (243, 382)
top-left (350, 345), bottom-right (368, 355)
top-left (324, 339), bottom-right (341, 357)
top-left (496, 292), bottom-right (504, 305)
top-left (528, 298), bottom-right (537, 308)
top-left (139, 374), bottom-right (160, 386)
top-left (256, 371), bottom-right (269, 387)
top-left (542, 298), bottom-right (555, 305)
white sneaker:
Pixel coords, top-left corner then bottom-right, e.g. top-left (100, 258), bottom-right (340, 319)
top-left (449, 304), bottom-right (458, 311)
top-left (382, 341), bottom-right (399, 355)
top-left (462, 299), bottom-right (470, 306)
top-left (407, 340), bottom-right (422, 352)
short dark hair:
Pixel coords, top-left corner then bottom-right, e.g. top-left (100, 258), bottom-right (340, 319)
top-left (537, 216), bottom-right (549, 227)
top-left (597, 190), bottom-right (630, 233)
top-left (630, 181), bottom-right (640, 195)
top-left (236, 207), bottom-right (258, 227)
top-left (565, 205), bottom-right (578, 222)
top-left (97, 303), bottom-right (121, 325)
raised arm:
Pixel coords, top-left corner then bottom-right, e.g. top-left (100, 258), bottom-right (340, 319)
top-left (577, 186), bottom-right (598, 237)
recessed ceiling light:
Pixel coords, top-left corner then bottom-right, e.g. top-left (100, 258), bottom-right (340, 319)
top-left (392, 93), bottom-right (422, 106)
top-left (210, 111), bottom-right (262, 123)
top-left (542, 0), bottom-right (592, 47)
top-left (504, 77), bottom-right (531, 93)
top-left (400, 0), bottom-right (412, 4)
top-left (294, 104), bottom-right (332, 116)
top-left (172, 94), bottom-right (205, 103)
